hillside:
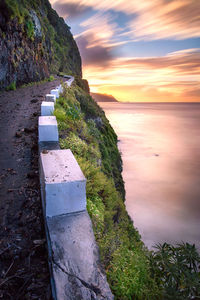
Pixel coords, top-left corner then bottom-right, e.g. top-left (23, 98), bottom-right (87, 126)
top-left (91, 92), bottom-right (118, 102)
top-left (0, 0), bottom-right (81, 90)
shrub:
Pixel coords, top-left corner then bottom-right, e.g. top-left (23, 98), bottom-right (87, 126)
top-left (149, 242), bottom-right (200, 299)
top-left (48, 75), bottom-right (55, 81)
top-left (6, 81), bottom-right (16, 91)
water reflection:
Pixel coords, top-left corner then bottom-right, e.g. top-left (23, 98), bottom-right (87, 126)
top-left (100, 102), bottom-right (200, 248)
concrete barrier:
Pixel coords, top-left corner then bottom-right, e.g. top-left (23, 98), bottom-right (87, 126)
top-left (38, 116), bottom-right (58, 142)
top-left (40, 149), bottom-right (86, 217)
top-left (47, 211), bottom-right (114, 300)
top-left (38, 75), bottom-right (113, 299)
top-left (46, 94), bottom-right (56, 103)
top-left (57, 85), bottom-right (63, 94)
top-left (50, 89), bottom-right (59, 99)
top-left (41, 101), bottom-right (54, 116)
top-left (66, 76), bottom-right (74, 87)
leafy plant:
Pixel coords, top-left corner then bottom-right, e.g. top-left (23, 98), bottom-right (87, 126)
top-left (48, 75), bottom-right (55, 82)
top-left (149, 242), bottom-right (200, 299)
top-left (5, 81), bottom-right (16, 91)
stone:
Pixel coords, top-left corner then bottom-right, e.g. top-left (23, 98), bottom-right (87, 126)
top-left (45, 94), bottom-right (56, 103)
top-left (50, 89), bottom-right (59, 99)
top-left (38, 116), bottom-right (58, 142)
top-left (40, 149), bottom-right (86, 217)
top-left (47, 211), bottom-right (114, 300)
top-left (41, 101), bottom-right (54, 116)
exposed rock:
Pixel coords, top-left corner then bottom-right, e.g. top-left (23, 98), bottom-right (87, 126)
top-left (0, 0), bottom-right (82, 90)
top-left (29, 10), bottom-right (42, 38)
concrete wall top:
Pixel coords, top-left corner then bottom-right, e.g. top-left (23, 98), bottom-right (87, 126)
top-left (39, 116), bottom-right (57, 126)
top-left (41, 101), bottom-right (54, 108)
top-left (46, 94), bottom-right (56, 103)
top-left (40, 149), bottom-right (86, 184)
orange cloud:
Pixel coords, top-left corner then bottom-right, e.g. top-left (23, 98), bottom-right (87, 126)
top-left (84, 49), bottom-right (200, 102)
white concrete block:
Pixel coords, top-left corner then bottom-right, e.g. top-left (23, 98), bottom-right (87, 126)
top-left (57, 85), bottom-right (63, 94)
top-left (38, 116), bottom-right (58, 142)
top-left (41, 101), bottom-right (54, 116)
top-left (66, 76), bottom-right (74, 87)
top-left (45, 94), bottom-right (56, 103)
top-left (40, 149), bottom-right (86, 217)
top-left (50, 89), bottom-right (59, 99)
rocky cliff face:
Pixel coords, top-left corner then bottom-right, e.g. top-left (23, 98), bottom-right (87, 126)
top-left (0, 0), bottom-right (82, 90)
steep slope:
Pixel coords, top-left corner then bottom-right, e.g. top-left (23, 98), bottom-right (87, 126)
top-left (91, 92), bottom-right (118, 102)
top-left (0, 0), bottom-right (82, 90)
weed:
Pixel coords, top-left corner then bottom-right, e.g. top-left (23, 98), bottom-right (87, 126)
top-left (5, 81), bottom-right (16, 91)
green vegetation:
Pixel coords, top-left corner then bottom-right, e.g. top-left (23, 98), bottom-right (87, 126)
top-left (149, 242), bottom-right (200, 299)
top-left (19, 76), bottom-right (55, 89)
top-left (55, 81), bottom-right (200, 299)
top-left (48, 75), bottom-right (54, 82)
top-left (1, 0), bottom-right (81, 76)
top-left (25, 19), bottom-right (34, 39)
top-left (5, 81), bottom-right (16, 91)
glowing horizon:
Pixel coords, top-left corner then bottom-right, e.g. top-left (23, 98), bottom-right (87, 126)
top-left (50, 0), bottom-right (200, 102)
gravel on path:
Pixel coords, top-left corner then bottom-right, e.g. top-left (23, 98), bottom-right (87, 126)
top-left (0, 78), bottom-right (61, 300)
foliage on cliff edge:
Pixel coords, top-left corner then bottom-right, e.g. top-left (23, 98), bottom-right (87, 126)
top-left (54, 82), bottom-right (159, 299)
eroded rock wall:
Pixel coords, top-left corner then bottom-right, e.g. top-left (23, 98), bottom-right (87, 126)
top-left (0, 0), bottom-right (82, 90)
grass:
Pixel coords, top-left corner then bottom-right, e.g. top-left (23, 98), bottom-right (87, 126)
top-left (20, 76), bottom-right (56, 88)
top-left (55, 81), bottom-right (200, 300)
top-left (5, 81), bottom-right (16, 91)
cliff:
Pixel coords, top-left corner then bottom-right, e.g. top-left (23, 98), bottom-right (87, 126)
top-left (91, 92), bottom-right (118, 102)
top-left (0, 0), bottom-right (82, 90)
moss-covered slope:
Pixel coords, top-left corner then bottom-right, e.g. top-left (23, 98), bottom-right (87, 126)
top-left (0, 0), bottom-right (81, 89)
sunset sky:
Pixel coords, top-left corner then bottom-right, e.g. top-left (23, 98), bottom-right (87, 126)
top-left (50, 0), bottom-right (200, 102)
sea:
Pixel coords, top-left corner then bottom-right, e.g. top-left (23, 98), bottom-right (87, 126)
top-left (99, 102), bottom-right (200, 249)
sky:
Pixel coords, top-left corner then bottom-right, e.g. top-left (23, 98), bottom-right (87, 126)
top-left (50, 0), bottom-right (200, 102)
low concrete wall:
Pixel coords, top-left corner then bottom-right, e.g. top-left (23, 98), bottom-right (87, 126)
top-left (41, 101), bottom-right (54, 116)
top-left (40, 149), bottom-right (86, 217)
top-left (46, 94), bottom-right (56, 102)
top-left (38, 76), bottom-right (113, 300)
top-left (38, 116), bottom-right (59, 142)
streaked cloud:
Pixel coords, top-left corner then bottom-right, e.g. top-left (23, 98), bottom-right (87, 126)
top-left (50, 0), bottom-right (200, 102)
top-left (75, 12), bottom-right (122, 48)
top-left (51, 0), bottom-right (200, 40)
top-left (74, 12), bottom-right (125, 67)
top-left (83, 49), bottom-right (200, 102)
top-left (128, 0), bottom-right (200, 40)
top-left (51, 1), bottom-right (92, 19)
top-left (76, 34), bottom-right (113, 67)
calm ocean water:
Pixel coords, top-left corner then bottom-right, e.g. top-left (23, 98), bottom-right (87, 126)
top-left (99, 102), bottom-right (200, 249)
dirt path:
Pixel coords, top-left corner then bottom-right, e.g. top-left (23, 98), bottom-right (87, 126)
top-left (0, 79), bottom-right (60, 300)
